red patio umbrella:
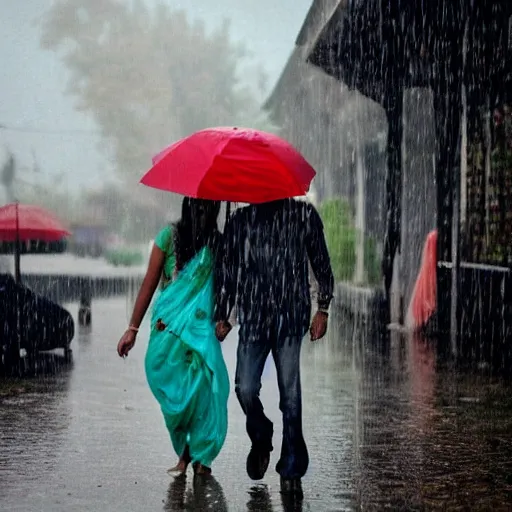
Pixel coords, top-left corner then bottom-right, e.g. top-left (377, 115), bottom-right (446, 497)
top-left (0, 202), bottom-right (71, 282)
top-left (406, 230), bottom-right (437, 331)
top-left (140, 127), bottom-right (316, 203)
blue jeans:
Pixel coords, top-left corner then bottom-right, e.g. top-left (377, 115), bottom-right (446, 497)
top-left (235, 323), bottom-right (309, 479)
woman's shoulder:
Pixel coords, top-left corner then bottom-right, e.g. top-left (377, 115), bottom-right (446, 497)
top-left (154, 225), bottom-right (174, 252)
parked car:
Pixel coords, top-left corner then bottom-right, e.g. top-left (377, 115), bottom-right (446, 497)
top-left (0, 273), bottom-right (74, 372)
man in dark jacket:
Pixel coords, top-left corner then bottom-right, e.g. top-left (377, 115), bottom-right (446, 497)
top-left (214, 198), bottom-right (334, 495)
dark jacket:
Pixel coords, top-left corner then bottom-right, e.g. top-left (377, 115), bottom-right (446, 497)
top-left (214, 199), bottom-right (334, 334)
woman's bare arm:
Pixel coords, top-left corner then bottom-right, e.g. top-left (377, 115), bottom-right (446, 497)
top-left (128, 244), bottom-right (165, 329)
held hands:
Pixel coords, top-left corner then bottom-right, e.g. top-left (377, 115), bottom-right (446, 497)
top-left (117, 329), bottom-right (137, 358)
top-left (215, 314), bottom-right (327, 342)
top-left (215, 320), bottom-right (232, 342)
top-left (309, 311), bottom-right (328, 341)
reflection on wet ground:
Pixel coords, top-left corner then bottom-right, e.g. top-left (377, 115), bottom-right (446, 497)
top-left (1, 298), bottom-right (512, 510)
top-left (0, 353), bottom-right (73, 494)
top-left (357, 334), bottom-right (512, 510)
top-left (164, 474), bottom-right (228, 511)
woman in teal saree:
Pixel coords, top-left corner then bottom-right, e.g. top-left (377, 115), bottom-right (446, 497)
top-left (117, 198), bottom-right (230, 475)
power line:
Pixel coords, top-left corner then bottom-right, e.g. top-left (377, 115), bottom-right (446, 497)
top-left (0, 122), bottom-right (100, 136)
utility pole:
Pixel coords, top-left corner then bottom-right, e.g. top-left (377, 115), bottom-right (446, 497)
top-left (1, 154), bottom-right (15, 203)
top-left (0, 146), bottom-right (15, 273)
top-left (0, 140), bottom-right (15, 203)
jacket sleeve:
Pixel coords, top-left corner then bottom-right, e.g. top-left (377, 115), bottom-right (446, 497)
top-left (305, 204), bottom-right (334, 311)
top-left (214, 213), bottom-right (239, 322)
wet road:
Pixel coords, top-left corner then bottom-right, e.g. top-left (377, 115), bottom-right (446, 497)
top-left (1, 298), bottom-right (512, 511)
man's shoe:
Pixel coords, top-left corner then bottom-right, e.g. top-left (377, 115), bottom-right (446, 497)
top-left (246, 446), bottom-right (270, 480)
top-left (280, 477), bottom-right (304, 499)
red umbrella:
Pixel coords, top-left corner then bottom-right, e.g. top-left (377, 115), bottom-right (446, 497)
top-left (0, 203), bottom-right (71, 241)
top-left (0, 202), bottom-right (71, 282)
top-left (140, 127), bottom-right (316, 203)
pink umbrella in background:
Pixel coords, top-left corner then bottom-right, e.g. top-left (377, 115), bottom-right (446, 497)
top-left (0, 202), bottom-right (71, 282)
top-left (406, 230), bottom-right (437, 331)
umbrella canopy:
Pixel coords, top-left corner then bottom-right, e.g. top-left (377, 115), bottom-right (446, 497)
top-left (140, 127), bottom-right (316, 204)
top-left (0, 203), bottom-right (71, 283)
top-left (0, 203), bottom-right (71, 242)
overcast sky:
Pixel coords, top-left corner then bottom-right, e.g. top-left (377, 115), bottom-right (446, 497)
top-left (0, 0), bottom-right (312, 191)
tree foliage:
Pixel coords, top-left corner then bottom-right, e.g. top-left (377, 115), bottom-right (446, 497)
top-left (319, 198), bottom-right (381, 285)
top-left (39, 0), bottom-right (274, 181)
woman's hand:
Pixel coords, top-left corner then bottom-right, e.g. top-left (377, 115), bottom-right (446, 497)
top-left (215, 321), bottom-right (232, 342)
top-left (117, 329), bottom-right (137, 358)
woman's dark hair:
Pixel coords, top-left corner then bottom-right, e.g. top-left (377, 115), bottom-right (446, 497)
top-left (173, 198), bottom-right (221, 271)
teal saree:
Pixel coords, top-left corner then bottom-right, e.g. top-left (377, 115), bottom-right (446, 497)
top-left (145, 232), bottom-right (229, 467)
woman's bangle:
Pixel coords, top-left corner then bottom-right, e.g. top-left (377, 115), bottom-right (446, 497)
top-left (128, 325), bottom-right (139, 334)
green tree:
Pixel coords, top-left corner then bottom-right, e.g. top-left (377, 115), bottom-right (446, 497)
top-left (319, 198), bottom-right (381, 286)
top-left (39, 0), bottom-right (276, 182)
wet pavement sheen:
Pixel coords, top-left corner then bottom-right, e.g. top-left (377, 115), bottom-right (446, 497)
top-left (1, 298), bottom-right (512, 511)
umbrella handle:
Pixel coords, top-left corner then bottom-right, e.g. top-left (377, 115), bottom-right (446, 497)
top-left (225, 202), bottom-right (231, 229)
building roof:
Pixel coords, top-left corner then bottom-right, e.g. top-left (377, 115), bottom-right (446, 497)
top-left (264, 0), bottom-right (348, 113)
top-left (296, 0), bottom-right (347, 48)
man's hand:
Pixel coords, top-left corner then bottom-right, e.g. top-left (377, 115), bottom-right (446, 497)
top-left (309, 311), bottom-right (328, 341)
top-left (215, 320), bottom-right (232, 342)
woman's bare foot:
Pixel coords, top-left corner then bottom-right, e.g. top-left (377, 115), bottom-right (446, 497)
top-left (167, 459), bottom-right (188, 477)
top-left (193, 462), bottom-right (212, 476)
top-left (167, 446), bottom-right (191, 476)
